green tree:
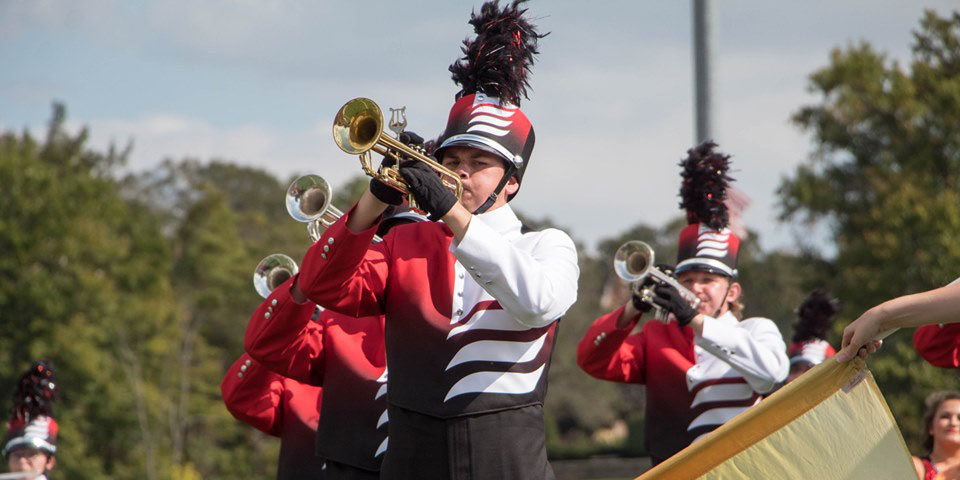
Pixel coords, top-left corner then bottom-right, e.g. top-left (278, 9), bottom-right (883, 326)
top-left (0, 103), bottom-right (185, 478)
top-left (1, 105), bottom-right (332, 479)
top-left (778, 10), bottom-right (960, 450)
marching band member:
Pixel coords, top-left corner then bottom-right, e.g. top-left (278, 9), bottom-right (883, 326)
top-left (242, 208), bottom-right (425, 480)
top-left (786, 289), bottom-right (839, 383)
top-left (293, 2), bottom-right (578, 478)
top-left (577, 142), bottom-right (789, 465)
top-left (221, 354), bottom-right (325, 479)
top-left (4, 362), bottom-right (58, 480)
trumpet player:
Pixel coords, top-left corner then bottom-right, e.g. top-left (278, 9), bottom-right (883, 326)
top-left (221, 354), bottom-right (325, 479)
top-left (228, 206), bottom-right (427, 480)
top-left (293, 2), bottom-right (577, 479)
top-left (577, 142), bottom-right (788, 466)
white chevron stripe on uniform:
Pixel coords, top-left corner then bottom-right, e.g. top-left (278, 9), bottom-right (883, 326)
top-left (443, 364), bottom-right (546, 402)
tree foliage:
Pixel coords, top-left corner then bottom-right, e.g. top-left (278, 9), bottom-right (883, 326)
top-left (778, 10), bottom-right (960, 450)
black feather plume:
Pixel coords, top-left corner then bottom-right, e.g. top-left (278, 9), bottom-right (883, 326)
top-left (679, 141), bottom-right (733, 230)
top-left (792, 289), bottom-right (840, 343)
top-left (10, 361), bottom-right (56, 423)
top-left (449, 0), bottom-right (547, 106)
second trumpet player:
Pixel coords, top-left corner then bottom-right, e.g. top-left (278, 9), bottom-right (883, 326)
top-left (614, 240), bottom-right (701, 323)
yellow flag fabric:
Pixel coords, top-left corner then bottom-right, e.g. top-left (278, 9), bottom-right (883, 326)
top-left (636, 357), bottom-right (915, 479)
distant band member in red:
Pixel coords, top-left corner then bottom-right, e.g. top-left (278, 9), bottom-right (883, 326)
top-left (4, 362), bottom-right (58, 480)
top-left (293, 3), bottom-right (578, 478)
top-left (577, 142), bottom-right (788, 465)
top-left (242, 210), bottom-right (426, 480)
top-left (786, 289), bottom-right (839, 383)
top-left (221, 354), bottom-right (325, 479)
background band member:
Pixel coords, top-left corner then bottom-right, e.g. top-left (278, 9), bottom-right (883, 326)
top-left (221, 354), bottom-right (325, 479)
top-left (913, 391), bottom-right (960, 480)
top-left (4, 362), bottom-right (58, 480)
top-left (577, 142), bottom-right (789, 465)
top-left (242, 209), bottom-right (426, 479)
top-left (786, 289), bottom-right (839, 383)
top-left (293, 2), bottom-right (578, 478)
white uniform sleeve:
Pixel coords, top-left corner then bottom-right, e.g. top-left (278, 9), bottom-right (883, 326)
top-left (451, 220), bottom-right (579, 328)
top-left (695, 316), bottom-right (789, 394)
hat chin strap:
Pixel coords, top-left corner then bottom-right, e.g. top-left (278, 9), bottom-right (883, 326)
top-left (709, 281), bottom-right (733, 318)
top-left (472, 163), bottom-right (516, 215)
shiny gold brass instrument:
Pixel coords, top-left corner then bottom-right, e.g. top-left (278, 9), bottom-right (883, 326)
top-left (614, 240), bottom-right (702, 322)
top-left (333, 97), bottom-right (463, 211)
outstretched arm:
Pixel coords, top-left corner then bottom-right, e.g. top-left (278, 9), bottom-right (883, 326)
top-left (245, 276), bottom-right (325, 386)
top-left (836, 280), bottom-right (960, 362)
top-left (576, 305), bottom-right (648, 384)
top-left (452, 222), bottom-right (579, 328)
top-left (695, 317), bottom-right (790, 393)
top-left (295, 202), bottom-right (392, 319)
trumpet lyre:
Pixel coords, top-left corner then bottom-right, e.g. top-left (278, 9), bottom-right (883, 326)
top-left (253, 253), bottom-right (299, 299)
top-left (614, 240), bottom-right (701, 322)
top-left (333, 97), bottom-right (463, 211)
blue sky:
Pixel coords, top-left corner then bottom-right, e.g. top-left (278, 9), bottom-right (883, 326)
top-left (1, 1), bottom-right (955, 252)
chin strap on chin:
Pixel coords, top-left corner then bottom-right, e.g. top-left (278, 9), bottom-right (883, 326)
top-left (472, 163), bottom-right (516, 215)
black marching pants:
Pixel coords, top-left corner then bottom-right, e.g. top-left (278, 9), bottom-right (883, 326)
top-left (323, 460), bottom-right (380, 480)
top-left (380, 403), bottom-right (555, 480)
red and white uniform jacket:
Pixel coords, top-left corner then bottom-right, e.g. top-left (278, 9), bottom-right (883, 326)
top-left (914, 323), bottom-right (960, 369)
top-left (221, 353), bottom-right (325, 480)
top-left (577, 307), bottom-right (788, 461)
top-left (245, 277), bottom-right (389, 472)
top-left (298, 204), bottom-right (579, 418)
top-left (787, 339), bottom-right (836, 365)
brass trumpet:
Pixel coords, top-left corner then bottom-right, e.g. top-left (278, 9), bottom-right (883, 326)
top-left (614, 240), bottom-right (701, 322)
top-left (285, 174), bottom-right (381, 243)
top-left (333, 97), bottom-right (463, 211)
top-left (253, 253), bottom-right (299, 298)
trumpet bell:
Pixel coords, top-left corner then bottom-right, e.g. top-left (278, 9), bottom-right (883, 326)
top-left (614, 240), bottom-right (655, 283)
top-left (253, 253), bottom-right (299, 299)
top-left (332, 97), bottom-right (464, 213)
top-left (286, 174), bottom-right (333, 223)
top-left (333, 98), bottom-right (382, 155)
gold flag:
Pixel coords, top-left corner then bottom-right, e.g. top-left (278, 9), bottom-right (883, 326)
top-left (637, 357), bottom-right (915, 479)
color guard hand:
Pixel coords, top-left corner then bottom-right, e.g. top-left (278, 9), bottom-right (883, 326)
top-left (837, 308), bottom-right (886, 362)
top-left (836, 309), bottom-right (886, 362)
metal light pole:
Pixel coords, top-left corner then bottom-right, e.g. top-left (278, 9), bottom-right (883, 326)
top-left (693, 0), bottom-right (716, 144)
